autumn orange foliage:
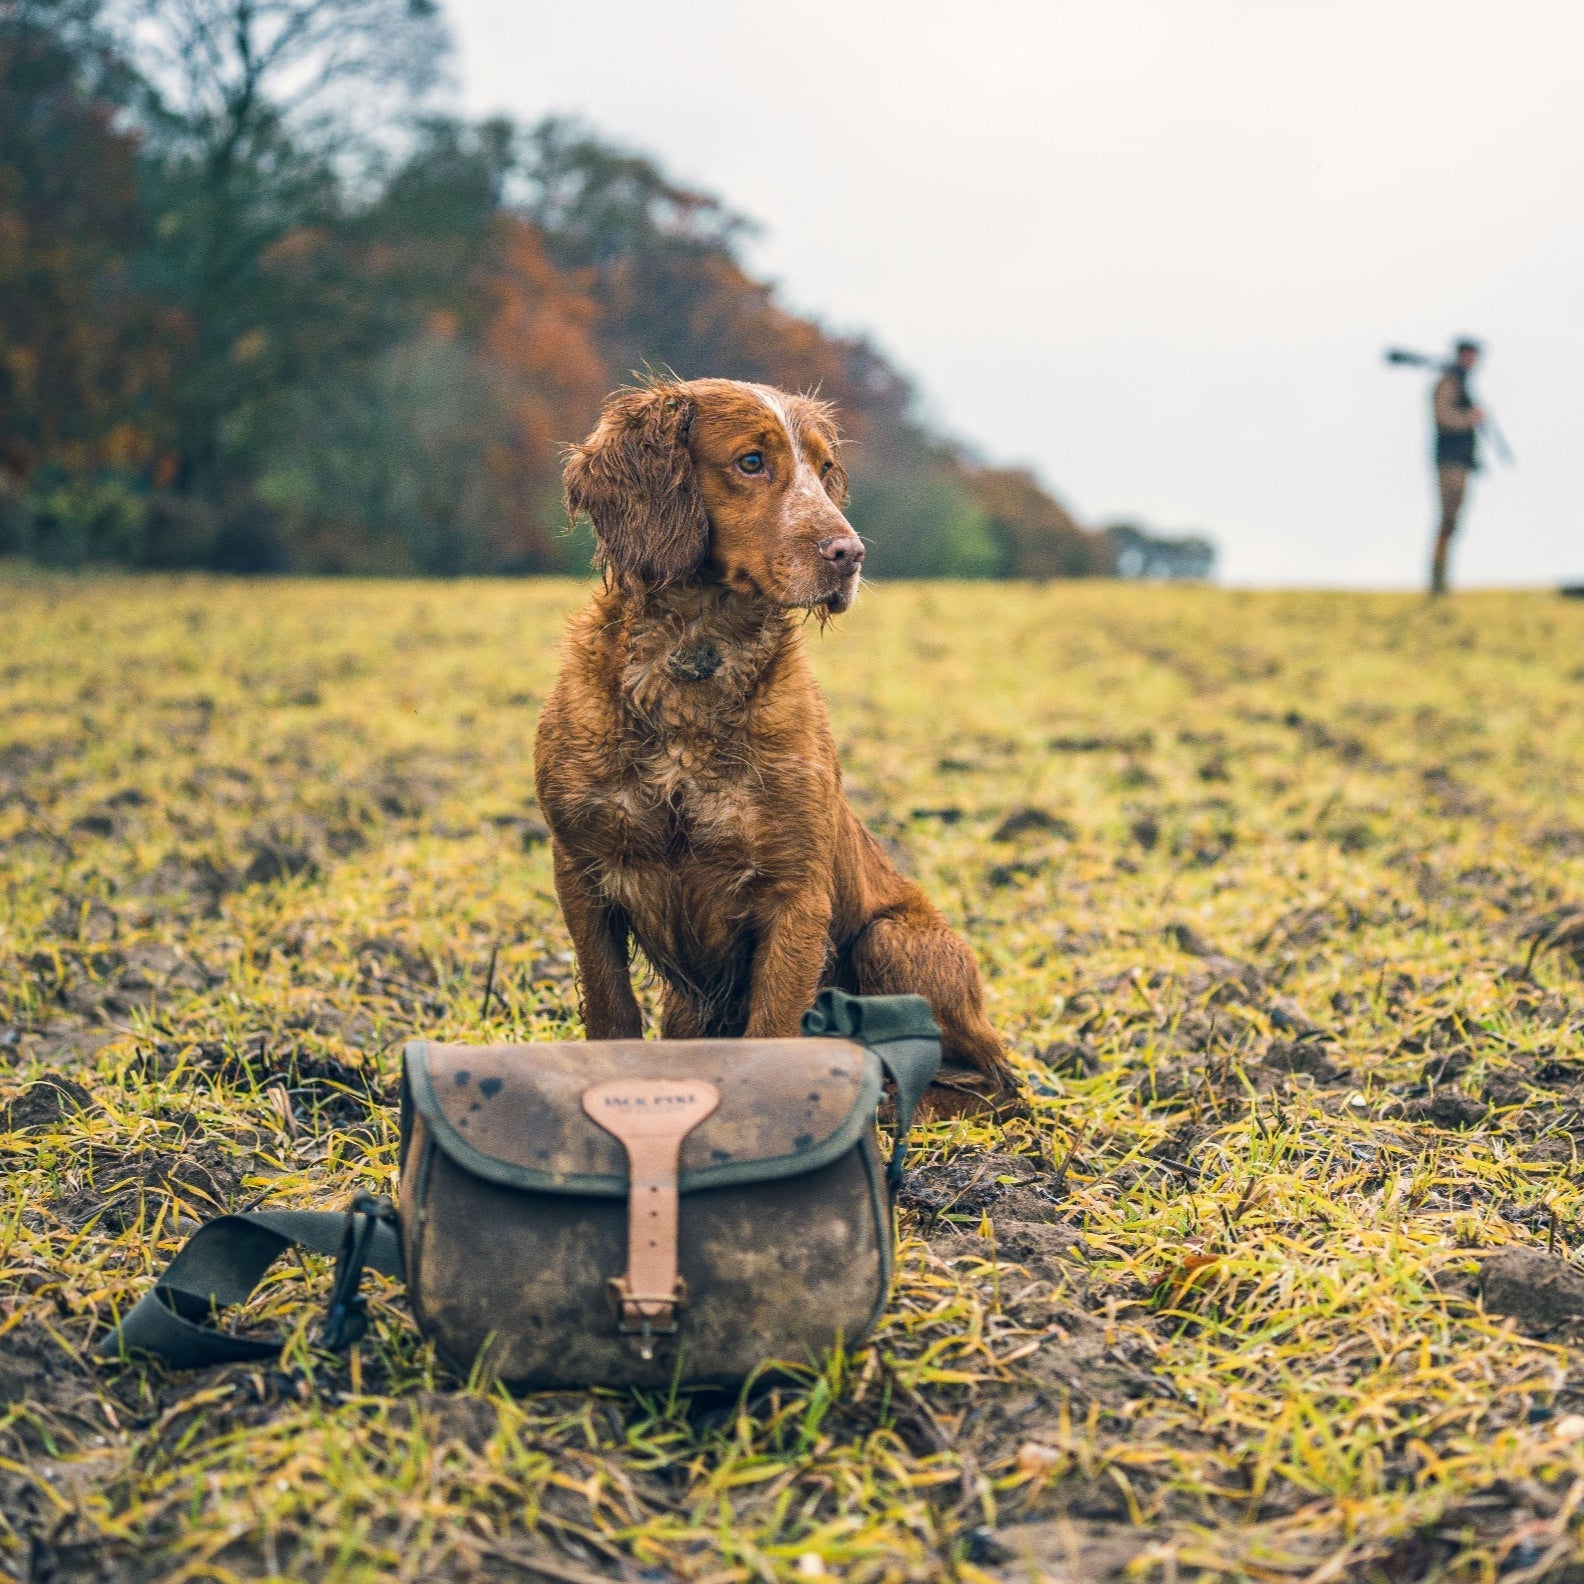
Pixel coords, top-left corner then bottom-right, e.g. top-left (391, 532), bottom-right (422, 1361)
top-left (0, 5), bottom-right (1131, 578)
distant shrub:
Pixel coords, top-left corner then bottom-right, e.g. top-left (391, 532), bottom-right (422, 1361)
top-left (1107, 522), bottom-right (1217, 581)
top-left (848, 466), bottom-right (1001, 579)
top-left (13, 472), bottom-right (147, 567)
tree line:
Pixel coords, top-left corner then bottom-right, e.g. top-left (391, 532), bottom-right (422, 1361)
top-left (0, 0), bottom-right (1213, 579)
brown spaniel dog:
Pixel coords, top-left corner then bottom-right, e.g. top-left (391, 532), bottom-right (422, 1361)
top-left (534, 379), bottom-right (1013, 1101)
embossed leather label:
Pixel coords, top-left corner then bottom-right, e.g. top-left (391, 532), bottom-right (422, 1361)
top-left (582, 1080), bottom-right (721, 1341)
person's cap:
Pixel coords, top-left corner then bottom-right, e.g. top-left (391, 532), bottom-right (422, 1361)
top-left (1453, 337), bottom-right (1483, 355)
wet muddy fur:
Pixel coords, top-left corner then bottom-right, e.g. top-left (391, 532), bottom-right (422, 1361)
top-left (536, 379), bottom-right (1012, 1093)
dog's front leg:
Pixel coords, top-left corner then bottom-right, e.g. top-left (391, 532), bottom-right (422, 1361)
top-left (551, 840), bottom-right (643, 1039)
top-left (744, 892), bottom-right (833, 1039)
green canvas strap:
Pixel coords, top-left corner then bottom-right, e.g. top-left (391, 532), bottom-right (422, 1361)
top-left (802, 989), bottom-right (942, 1189)
top-left (96, 1199), bottom-right (403, 1369)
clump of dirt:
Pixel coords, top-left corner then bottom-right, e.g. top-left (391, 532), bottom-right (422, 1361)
top-left (992, 807), bottom-right (1075, 842)
top-left (1160, 927), bottom-right (1266, 1000)
top-left (1163, 1007), bottom-right (1247, 1055)
top-left (1164, 921), bottom-right (1217, 955)
top-left (136, 1035), bottom-right (390, 1123)
top-left (1401, 1089), bottom-right (1489, 1129)
top-left (1516, 907), bottom-right (1584, 977)
top-left (1149, 1120), bottom-right (1212, 1185)
top-left (2, 1073), bottom-right (96, 1131)
top-left (129, 851), bottom-right (237, 913)
top-left (1532, 1055), bottom-right (1584, 1086)
top-left (1423, 1046), bottom-right (1475, 1086)
top-left (1038, 1040), bottom-right (1099, 1078)
top-left (1478, 1248), bottom-right (1584, 1334)
top-left (984, 1218), bottom-right (1088, 1268)
top-left (0, 1319), bottom-right (97, 1416)
top-left (1263, 1038), bottom-right (1344, 1083)
top-left (1049, 731), bottom-right (1152, 753)
top-left (1185, 955), bottom-right (1264, 1000)
top-left (399, 1391), bottom-right (501, 1454)
top-left (240, 818), bottom-right (337, 886)
top-left (138, 1147), bottom-right (244, 1202)
top-left (1394, 1010), bottom-right (1490, 1056)
top-left (1482, 1073), bottom-right (1527, 1109)
top-left (37, 943), bottom-right (217, 1028)
top-left (911, 804), bottom-right (963, 824)
top-left (901, 1151), bottom-right (1051, 1220)
top-left (0, 1330), bottom-right (56, 1412)
top-left (1522, 1137), bottom-right (1578, 1165)
top-left (1135, 1052), bottom-right (1254, 1109)
top-left (908, 1149), bottom-right (1088, 1281)
top-left (986, 857), bottom-right (1050, 889)
top-left (54, 1141), bottom-right (251, 1232)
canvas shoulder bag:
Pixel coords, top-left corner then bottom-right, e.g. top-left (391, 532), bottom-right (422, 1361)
top-left (99, 990), bottom-right (940, 1390)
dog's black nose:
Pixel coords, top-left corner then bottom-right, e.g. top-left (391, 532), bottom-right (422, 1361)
top-left (818, 533), bottom-right (866, 571)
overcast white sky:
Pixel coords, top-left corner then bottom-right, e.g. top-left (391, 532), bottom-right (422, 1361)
top-left (446, 0), bottom-right (1583, 587)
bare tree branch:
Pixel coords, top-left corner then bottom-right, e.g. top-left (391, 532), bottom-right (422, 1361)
top-left (112, 0), bottom-right (447, 162)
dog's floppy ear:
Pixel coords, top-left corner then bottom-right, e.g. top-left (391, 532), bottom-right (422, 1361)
top-left (565, 384), bottom-right (709, 587)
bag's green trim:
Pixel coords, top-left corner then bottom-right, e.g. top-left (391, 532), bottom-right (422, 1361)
top-left (803, 989), bottom-right (941, 1190)
top-left (801, 987), bottom-right (940, 1046)
top-left (403, 1040), bottom-right (885, 1197)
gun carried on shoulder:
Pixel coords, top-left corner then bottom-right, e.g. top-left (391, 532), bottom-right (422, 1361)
top-left (1384, 347), bottom-right (1514, 466)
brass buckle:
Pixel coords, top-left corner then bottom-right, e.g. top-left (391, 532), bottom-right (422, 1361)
top-left (608, 1277), bottom-right (687, 1359)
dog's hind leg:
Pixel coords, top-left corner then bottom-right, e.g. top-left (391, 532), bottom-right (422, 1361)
top-left (847, 891), bottom-right (1016, 1100)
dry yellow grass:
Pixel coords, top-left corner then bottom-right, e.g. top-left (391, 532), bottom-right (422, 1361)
top-left (3, 573), bottom-right (1584, 1582)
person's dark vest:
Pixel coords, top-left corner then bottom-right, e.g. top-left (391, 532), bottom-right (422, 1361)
top-left (1435, 365), bottom-right (1478, 469)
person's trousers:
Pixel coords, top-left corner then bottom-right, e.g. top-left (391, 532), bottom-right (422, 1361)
top-left (1432, 463), bottom-right (1470, 595)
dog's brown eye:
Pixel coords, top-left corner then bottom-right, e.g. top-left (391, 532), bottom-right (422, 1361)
top-left (820, 460), bottom-right (833, 476)
top-left (737, 452), bottom-right (764, 475)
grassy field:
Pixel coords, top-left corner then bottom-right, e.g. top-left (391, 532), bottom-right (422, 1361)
top-left (3, 574), bottom-right (1584, 1583)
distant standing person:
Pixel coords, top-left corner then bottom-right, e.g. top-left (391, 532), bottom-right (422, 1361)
top-left (1429, 339), bottom-right (1485, 596)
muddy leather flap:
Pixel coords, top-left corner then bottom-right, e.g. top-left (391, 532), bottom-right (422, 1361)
top-left (403, 1038), bottom-right (881, 1196)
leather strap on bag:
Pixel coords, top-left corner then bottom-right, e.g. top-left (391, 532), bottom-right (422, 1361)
top-left (802, 988), bottom-right (942, 1190)
top-left (582, 1079), bottom-right (720, 1356)
top-left (96, 1198), bottom-right (403, 1368)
